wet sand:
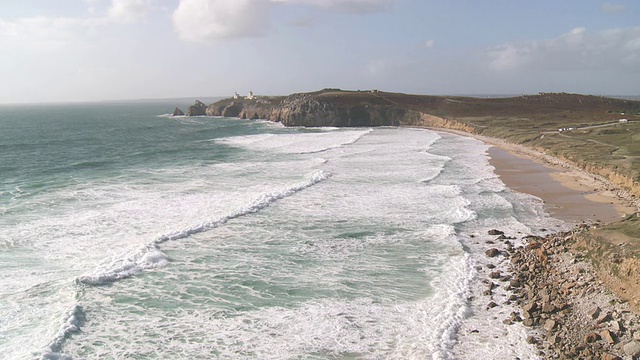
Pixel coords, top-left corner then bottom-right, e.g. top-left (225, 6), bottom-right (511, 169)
top-left (432, 128), bottom-right (636, 224)
top-left (487, 146), bottom-right (630, 224)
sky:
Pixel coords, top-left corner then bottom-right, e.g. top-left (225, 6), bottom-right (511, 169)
top-left (0, 0), bottom-right (639, 103)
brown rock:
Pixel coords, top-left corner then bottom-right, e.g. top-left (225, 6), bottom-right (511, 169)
top-left (596, 312), bottom-right (613, 325)
top-left (623, 340), bottom-right (640, 357)
top-left (488, 229), bottom-right (504, 235)
top-left (544, 319), bottom-right (557, 331)
top-left (601, 354), bottom-right (621, 360)
top-left (487, 301), bottom-right (498, 309)
top-left (584, 332), bottom-right (601, 343)
top-left (541, 303), bottom-right (556, 313)
top-left (600, 329), bottom-right (616, 344)
top-left (489, 271), bottom-right (501, 279)
top-left (523, 318), bottom-right (534, 327)
top-left (523, 302), bottom-right (538, 313)
top-left (485, 248), bottom-right (500, 257)
top-left (526, 335), bottom-right (537, 344)
top-left (589, 306), bottom-right (601, 320)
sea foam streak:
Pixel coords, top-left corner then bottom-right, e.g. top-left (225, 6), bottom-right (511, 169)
top-left (216, 128), bottom-right (373, 154)
top-left (77, 170), bottom-right (330, 286)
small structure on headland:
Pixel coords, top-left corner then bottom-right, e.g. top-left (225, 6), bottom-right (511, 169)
top-left (245, 91), bottom-right (254, 100)
top-left (233, 92), bottom-right (240, 99)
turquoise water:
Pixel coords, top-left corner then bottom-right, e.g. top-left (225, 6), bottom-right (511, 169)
top-left (0, 102), bottom-right (560, 359)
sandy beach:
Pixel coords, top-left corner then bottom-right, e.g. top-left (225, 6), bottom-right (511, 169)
top-left (487, 146), bottom-right (633, 224)
top-left (433, 128), bottom-right (640, 359)
top-left (435, 129), bottom-right (637, 224)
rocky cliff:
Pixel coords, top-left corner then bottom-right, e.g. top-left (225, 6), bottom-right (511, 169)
top-left (202, 91), bottom-right (471, 129)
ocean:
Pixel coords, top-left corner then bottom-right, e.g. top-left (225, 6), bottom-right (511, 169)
top-left (0, 102), bottom-right (564, 359)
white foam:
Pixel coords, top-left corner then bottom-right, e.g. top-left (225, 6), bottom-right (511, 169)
top-left (77, 170), bottom-right (330, 286)
top-left (216, 129), bottom-right (373, 154)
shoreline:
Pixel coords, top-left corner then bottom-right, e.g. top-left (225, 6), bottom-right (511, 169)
top-left (433, 127), bottom-right (638, 225)
top-left (431, 127), bottom-right (640, 359)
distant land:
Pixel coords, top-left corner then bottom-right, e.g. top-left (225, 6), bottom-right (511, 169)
top-left (177, 88), bottom-right (640, 196)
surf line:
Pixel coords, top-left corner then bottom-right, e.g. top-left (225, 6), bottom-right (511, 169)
top-left (76, 170), bottom-right (331, 287)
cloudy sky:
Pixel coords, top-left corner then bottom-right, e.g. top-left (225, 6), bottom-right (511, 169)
top-left (0, 0), bottom-right (639, 103)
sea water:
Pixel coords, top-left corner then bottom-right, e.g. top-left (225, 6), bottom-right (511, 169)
top-left (0, 102), bottom-right (564, 359)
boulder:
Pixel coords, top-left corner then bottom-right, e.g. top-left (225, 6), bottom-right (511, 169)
top-left (488, 229), bottom-right (504, 235)
top-left (599, 329), bottom-right (616, 344)
top-left (589, 306), bottom-right (602, 320)
top-left (623, 340), bottom-right (640, 357)
top-left (541, 303), bottom-right (556, 313)
top-left (543, 319), bottom-right (557, 331)
top-left (172, 107), bottom-right (185, 116)
top-left (585, 332), bottom-right (601, 343)
top-left (485, 248), bottom-right (500, 257)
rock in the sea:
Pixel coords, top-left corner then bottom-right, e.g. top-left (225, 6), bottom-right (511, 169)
top-left (488, 229), bottom-right (504, 236)
top-left (172, 107), bottom-right (185, 116)
top-left (623, 340), bottom-right (640, 357)
top-left (485, 248), bottom-right (500, 257)
top-left (186, 100), bottom-right (207, 116)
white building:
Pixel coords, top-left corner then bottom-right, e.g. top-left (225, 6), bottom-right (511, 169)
top-left (245, 91), bottom-right (254, 100)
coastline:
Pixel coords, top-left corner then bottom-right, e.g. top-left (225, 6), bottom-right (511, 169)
top-left (433, 128), bottom-right (637, 225)
top-left (433, 127), bottom-right (640, 359)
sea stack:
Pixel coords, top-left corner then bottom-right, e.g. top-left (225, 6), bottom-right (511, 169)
top-left (186, 100), bottom-right (207, 116)
top-left (172, 107), bottom-right (185, 116)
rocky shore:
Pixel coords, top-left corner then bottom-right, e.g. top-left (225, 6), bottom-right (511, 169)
top-left (483, 225), bottom-right (640, 359)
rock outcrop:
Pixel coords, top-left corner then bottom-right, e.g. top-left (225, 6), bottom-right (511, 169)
top-left (202, 93), bottom-right (432, 127)
top-left (186, 100), bottom-right (207, 116)
top-left (172, 107), bottom-right (185, 116)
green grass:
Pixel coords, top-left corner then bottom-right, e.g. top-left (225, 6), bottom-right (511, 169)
top-left (602, 214), bottom-right (640, 238)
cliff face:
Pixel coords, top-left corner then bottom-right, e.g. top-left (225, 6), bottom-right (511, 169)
top-left (204, 93), bottom-right (453, 128)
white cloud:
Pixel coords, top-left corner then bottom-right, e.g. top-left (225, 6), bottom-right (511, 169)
top-left (0, 0), bottom-right (153, 50)
top-left (108, 0), bottom-right (152, 22)
top-left (0, 16), bottom-right (104, 50)
top-left (172, 0), bottom-right (272, 42)
top-left (487, 26), bottom-right (640, 72)
top-left (602, 2), bottom-right (626, 14)
top-left (272, 0), bottom-right (394, 14)
top-left (171, 0), bottom-right (394, 43)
